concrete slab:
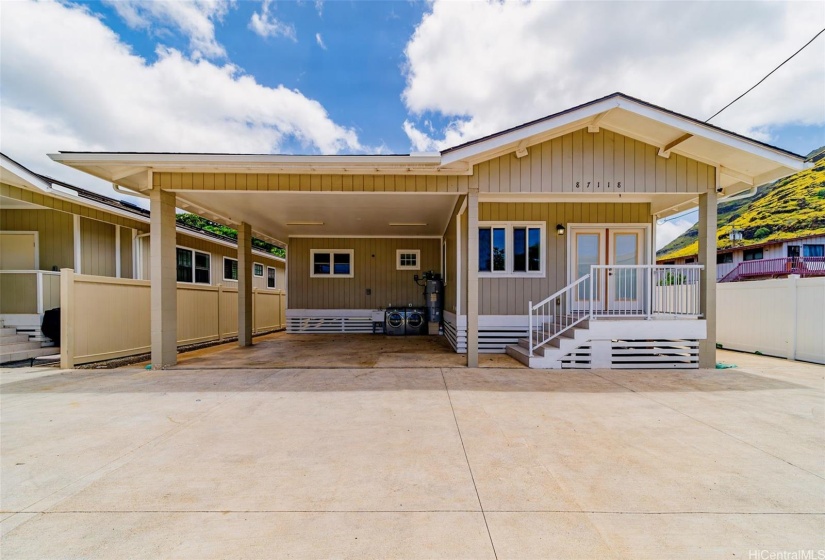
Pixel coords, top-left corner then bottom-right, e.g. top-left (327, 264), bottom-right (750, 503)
top-left (0, 512), bottom-right (495, 559)
top-left (2, 352), bottom-right (822, 558)
top-left (49, 368), bottom-right (480, 513)
top-left (170, 332), bottom-right (523, 369)
top-left (486, 512), bottom-right (825, 559)
top-left (444, 367), bottom-right (825, 514)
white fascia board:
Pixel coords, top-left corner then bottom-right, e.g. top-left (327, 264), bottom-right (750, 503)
top-left (1, 154), bottom-right (53, 192)
top-left (440, 99), bottom-right (620, 166)
top-left (49, 152), bottom-right (445, 175)
top-left (613, 99), bottom-right (807, 170)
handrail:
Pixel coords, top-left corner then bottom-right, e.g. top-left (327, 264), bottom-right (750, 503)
top-left (720, 257), bottom-right (825, 282)
top-left (528, 274), bottom-right (591, 357)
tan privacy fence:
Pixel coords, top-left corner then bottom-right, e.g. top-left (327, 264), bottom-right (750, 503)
top-left (60, 269), bottom-right (286, 367)
top-left (717, 276), bottom-right (825, 365)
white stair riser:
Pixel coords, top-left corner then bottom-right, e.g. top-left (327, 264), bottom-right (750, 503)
top-left (0, 341), bottom-right (43, 353)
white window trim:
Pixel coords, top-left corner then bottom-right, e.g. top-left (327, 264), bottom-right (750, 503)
top-left (223, 256), bottom-right (239, 282)
top-left (310, 249), bottom-right (354, 278)
top-left (478, 222), bottom-right (546, 278)
top-left (266, 266), bottom-right (277, 289)
top-left (253, 262), bottom-right (265, 277)
top-left (396, 249), bottom-right (421, 271)
top-left (176, 246), bottom-right (212, 285)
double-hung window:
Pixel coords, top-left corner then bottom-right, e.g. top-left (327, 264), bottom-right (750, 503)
top-left (479, 223), bottom-right (545, 276)
top-left (267, 266), bottom-right (277, 288)
top-left (176, 248), bottom-right (210, 284)
top-left (223, 257), bottom-right (238, 281)
top-left (311, 249), bottom-right (353, 278)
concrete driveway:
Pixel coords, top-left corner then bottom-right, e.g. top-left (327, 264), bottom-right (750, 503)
top-left (1, 350), bottom-right (823, 559)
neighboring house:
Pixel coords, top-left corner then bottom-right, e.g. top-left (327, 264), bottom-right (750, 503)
top-left (0, 153), bottom-right (285, 362)
top-left (658, 234), bottom-right (825, 281)
top-left (50, 93), bottom-right (810, 370)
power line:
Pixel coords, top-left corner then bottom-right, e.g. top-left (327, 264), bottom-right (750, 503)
top-left (705, 27), bottom-right (825, 123)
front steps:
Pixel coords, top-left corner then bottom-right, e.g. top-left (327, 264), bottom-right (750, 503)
top-left (505, 318), bottom-right (706, 369)
top-left (506, 323), bottom-right (591, 368)
top-left (0, 323), bottom-right (58, 365)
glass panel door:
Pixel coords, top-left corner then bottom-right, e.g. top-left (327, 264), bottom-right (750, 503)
top-left (608, 230), bottom-right (645, 314)
top-left (572, 231), bottom-right (604, 309)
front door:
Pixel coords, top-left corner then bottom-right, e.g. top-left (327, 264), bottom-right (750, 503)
top-left (570, 226), bottom-right (647, 314)
top-left (607, 229), bottom-right (645, 314)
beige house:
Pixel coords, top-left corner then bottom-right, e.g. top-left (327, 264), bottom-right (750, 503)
top-left (50, 93), bottom-right (810, 370)
top-left (0, 153), bottom-right (285, 363)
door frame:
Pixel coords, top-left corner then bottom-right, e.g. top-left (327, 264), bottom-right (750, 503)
top-left (566, 223), bottom-right (651, 310)
top-left (0, 231), bottom-right (39, 270)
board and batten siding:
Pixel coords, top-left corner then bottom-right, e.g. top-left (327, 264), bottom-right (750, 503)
top-left (478, 202), bottom-right (651, 315)
top-left (120, 229), bottom-right (134, 279)
top-left (476, 129), bottom-right (713, 194)
top-left (80, 217), bottom-right (117, 277)
top-left (0, 208), bottom-right (74, 271)
top-left (153, 129), bottom-right (712, 196)
top-left (138, 231), bottom-right (285, 289)
top-left (288, 237), bottom-right (440, 309)
top-left (154, 172), bottom-right (472, 193)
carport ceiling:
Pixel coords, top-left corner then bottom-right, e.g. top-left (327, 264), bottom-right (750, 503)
top-left (176, 191), bottom-right (461, 240)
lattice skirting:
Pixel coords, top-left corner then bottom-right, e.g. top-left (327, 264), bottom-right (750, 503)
top-left (287, 310), bottom-right (374, 334)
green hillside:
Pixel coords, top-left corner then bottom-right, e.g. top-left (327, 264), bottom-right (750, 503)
top-left (657, 150), bottom-right (825, 261)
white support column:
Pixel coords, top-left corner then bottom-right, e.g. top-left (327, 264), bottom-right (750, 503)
top-left (73, 215), bottom-right (82, 273)
top-left (698, 187), bottom-right (718, 368)
top-left (466, 190), bottom-right (479, 368)
top-left (149, 185), bottom-right (177, 368)
top-left (237, 222), bottom-right (253, 347)
top-left (115, 226), bottom-right (121, 278)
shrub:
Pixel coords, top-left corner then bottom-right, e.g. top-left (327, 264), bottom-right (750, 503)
top-left (753, 227), bottom-right (770, 239)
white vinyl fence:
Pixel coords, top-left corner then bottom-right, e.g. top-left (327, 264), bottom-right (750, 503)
top-left (717, 276), bottom-right (825, 364)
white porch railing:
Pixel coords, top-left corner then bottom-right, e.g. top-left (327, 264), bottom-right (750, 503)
top-left (528, 275), bottom-right (590, 357)
top-left (0, 270), bottom-right (61, 315)
top-left (590, 264), bottom-right (703, 319)
top-left (527, 265), bottom-right (703, 356)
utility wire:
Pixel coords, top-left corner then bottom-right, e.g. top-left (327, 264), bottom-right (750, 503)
top-left (705, 27), bottom-right (825, 123)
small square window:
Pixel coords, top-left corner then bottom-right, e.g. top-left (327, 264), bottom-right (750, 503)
top-left (253, 263), bottom-right (264, 277)
top-left (396, 249), bottom-right (420, 270)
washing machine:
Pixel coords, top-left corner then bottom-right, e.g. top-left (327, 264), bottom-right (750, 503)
top-left (405, 307), bottom-right (428, 336)
top-left (384, 307), bottom-right (406, 336)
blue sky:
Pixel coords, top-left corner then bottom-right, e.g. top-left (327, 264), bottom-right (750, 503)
top-left (1, 1), bottom-right (823, 246)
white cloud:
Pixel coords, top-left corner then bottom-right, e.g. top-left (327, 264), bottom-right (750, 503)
top-left (315, 32), bottom-right (326, 50)
top-left (104, 0), bottom-right (233, 59)
top-left (656, 214), bottom-right (697, 251)
top-left (402, 1), bottom-right (825, 151)
top-left (0, 0), bottom-right (360, 197)
top-left (249, 0), bottom-right (297, 41)
top-left (315, 0), bottom-right (324, 17)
